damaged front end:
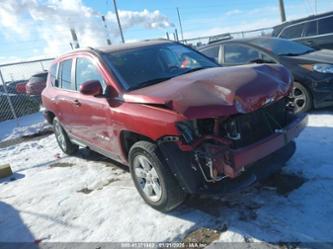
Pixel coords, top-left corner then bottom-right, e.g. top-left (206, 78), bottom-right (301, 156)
top-left (158, 97), bottom-right (308, 194)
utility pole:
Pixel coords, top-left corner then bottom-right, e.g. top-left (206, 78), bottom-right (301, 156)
top-left (176, 7), bottom-right (184, 41)
top-left (113, 0), bottom-right (125, 43)
top-left (70, 28), bottom-right (80, 49)
top-left (101, 16), bottom-right (112, 45)
top-left (278, 0), bottom-right (286, 22)
top-left (175, 28), bottom-right (179, 41)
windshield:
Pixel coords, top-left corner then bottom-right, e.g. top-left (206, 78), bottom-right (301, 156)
top-left (250, 38), bottom-right (315, 56)
top-left (104, 43), bottom-right (218, 90)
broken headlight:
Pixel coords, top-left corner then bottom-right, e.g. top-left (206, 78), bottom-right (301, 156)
top-left (223, 119), bottom-right (241, 140)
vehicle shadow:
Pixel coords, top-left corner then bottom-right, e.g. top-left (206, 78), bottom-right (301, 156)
top-left (0, 201), bottom-right (39, 249)
top-left (75, 147), bottom-right (129, 172)
top-left (166, 125), bottom-right (333, 246)
top-left (309, 106), bottom-right (333, 114)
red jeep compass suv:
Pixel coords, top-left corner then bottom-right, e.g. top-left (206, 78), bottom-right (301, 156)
top-left (42, 40), bottom-right (308, 211)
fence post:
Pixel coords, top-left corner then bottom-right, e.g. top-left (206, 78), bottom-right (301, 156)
top-left (0, 68), bottom-right (19, 126)
top-left (40, 61), bottom-right (45, 71)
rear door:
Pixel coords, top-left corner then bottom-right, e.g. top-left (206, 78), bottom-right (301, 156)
top-left (55, 58), bottom-right (78, 133)
top-left (316, 16), bottom-right (333, 49)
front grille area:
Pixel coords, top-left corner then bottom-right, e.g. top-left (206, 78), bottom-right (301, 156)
top-left (221, 97), bottom-right (291, 149)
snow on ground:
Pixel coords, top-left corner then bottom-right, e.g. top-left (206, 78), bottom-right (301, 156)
top-left (0, 112), bottom-right (51, 142)
top-left (0, 111), bottom-right (333, 246)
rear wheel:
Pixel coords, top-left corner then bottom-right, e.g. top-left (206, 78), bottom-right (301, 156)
top-left (129, 141), bottom-right (186, 212)
top-left (53, 117), bottom-right (78, 155)
top-left (291, 82), bottom-right (312, 113)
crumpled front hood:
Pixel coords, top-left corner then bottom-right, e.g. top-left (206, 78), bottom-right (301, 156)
top-left (123, 64), bottom-right (292, 119)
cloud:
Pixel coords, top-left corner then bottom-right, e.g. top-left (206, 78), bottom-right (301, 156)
top-left (225, 9), bottom-right (243, 16)
top-left (0, 0), bottom-right (174, 59)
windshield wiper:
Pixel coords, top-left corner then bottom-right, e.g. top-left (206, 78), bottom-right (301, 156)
top-left (128, 76), bottom-right (173, 91)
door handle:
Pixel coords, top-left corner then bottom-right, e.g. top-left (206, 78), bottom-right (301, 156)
top-left (73, 99), bottom-right (81, 107)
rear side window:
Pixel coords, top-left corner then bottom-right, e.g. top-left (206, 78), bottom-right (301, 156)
top-left (318, 16), bottom-right (333, 34)
top-left (224, 44), bottom-right (260, 64)
top-left (201, 46), bottom-right (220, 62)
top-left (30, 73), bottom-right (47, 84)
top-left (49, 64), bottom-right (58, 87)
top-left (280, 23), bottom-right (304, 39)
top-left (303, 20), bottom-right (318, 37)
top-left (59, 59), bottom-right (74, 90)
top-left (75, 58), bottom-right (105, 90)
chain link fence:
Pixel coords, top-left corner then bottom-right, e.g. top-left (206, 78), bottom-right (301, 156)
top-left (0, 58), bottom-right (53, 126)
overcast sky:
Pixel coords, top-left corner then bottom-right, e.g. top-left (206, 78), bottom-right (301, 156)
top-left (0, 0), bottom-right (332, 64)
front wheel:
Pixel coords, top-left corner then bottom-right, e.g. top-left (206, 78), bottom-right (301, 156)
top-left (291, 82), bottom-right (312, 113)
top-left (129, 141), bottom-right (186, 212)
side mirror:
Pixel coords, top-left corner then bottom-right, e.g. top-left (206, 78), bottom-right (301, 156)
top-left (79, 80), bottom-right (103, 96)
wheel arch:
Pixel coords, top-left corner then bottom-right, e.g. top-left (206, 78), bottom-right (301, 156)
top-left (44, 110), bottom-right (55, 124)
top-left (120, 130), bottom-right (155, 161)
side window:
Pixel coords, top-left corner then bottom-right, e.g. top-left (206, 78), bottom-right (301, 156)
top-left (201, 46), bottom-right (220, 62)
top-left (75, 58), bottom-right (105, 90)
top-left (49, 64), bottom-right (58, 86)
top-left (224, 44), bottom-right (260, 64)
top-left (303, 20), bottom-right (318, 37)
top-left (280, 23), bottom-right (304, 39)
top-left (318, 16), bottom-right (333, 35)
top-left (59, 59), bottom-right (74, 90)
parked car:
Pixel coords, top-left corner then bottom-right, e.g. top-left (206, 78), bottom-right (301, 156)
top-left (272, 11), bottom-right (333, 50)
top-left (15, 81), bottom-right (28, 94)
top-left (0, 80), bottom-right (28, 94)
top-left (199, 37), bottom-right (333, 113)
top-left (26, 71), bottom-right (48, 96)
top-left (42, 40), bottom-right (307, 211)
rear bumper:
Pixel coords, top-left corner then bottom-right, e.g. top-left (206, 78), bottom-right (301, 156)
top-left (231, 112), bottom-right (308, 172)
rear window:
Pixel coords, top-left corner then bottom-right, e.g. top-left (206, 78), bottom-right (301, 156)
top-left (318, 16), bottom-right (333, 34)
top-left (49, 64), bottom-right (58, 86)
top-left (29, 73), bottom-right (47, 84)
top-left (59, 59), bottom-right (74, 90)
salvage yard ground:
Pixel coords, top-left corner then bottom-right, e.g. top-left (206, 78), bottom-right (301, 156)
top-left (0, 110), bottom-right (333, 248)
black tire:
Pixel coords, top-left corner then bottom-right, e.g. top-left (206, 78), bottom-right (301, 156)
top-left (129, 141), bottom-right (186, 212)
top-left (53, 117), bottom-right (78, 155)
top-left (292, 82), bottom-right (312, 113)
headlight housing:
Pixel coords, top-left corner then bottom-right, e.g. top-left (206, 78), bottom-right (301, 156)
top-left (302, 63), bottom-right (333, 74)
top-left (313, 64), bottom-right (333, 74)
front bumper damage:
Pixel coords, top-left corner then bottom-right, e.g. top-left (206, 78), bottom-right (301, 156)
top-left (158, 112), bottom-right (308, 194)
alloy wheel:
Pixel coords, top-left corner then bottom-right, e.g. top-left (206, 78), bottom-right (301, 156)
top-left (133, 155), bottom-right (162, 202)
top-left (292, 86), bottom-right (307, 113)
top-left (54, 121), bottom-right (66, 150)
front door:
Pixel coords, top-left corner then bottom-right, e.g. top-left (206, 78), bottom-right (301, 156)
top-left (70, 56), bottom-right (113, 152)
